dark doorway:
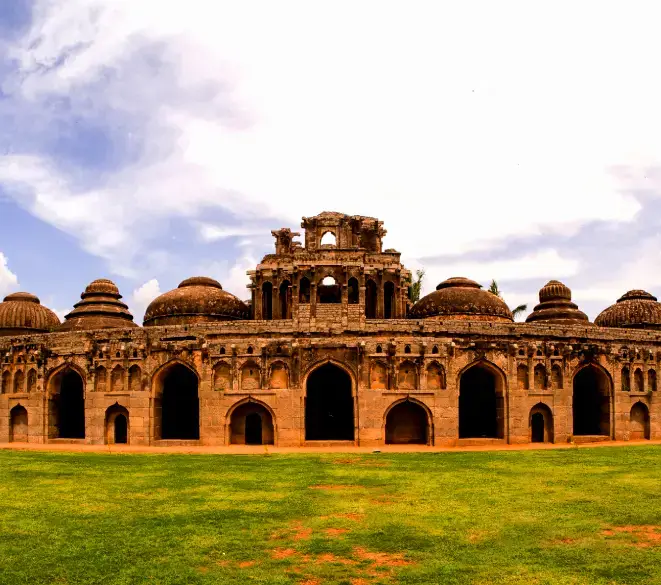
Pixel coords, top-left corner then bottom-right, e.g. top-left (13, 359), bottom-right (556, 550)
top-left (573, 366), bottom-right (610, 436)
top-left (459, 365), bottom-right (501, 438)
top-left (531, 413), bottom-right (544, 442)
top-left (161, 365), bottom-right (199, 440)
top-left (58, 371), bottom-right (85, 439)
top-left (305, 364), bottom-right (354, 440)
top-left (279, 280), bottom-right (291, 319)
top-left (348, 277), bottom-right (359, 304)
top-left (385, 401), bottom-right (428, 444)
top-left (384, 281), bottom-right (395, 319)
top-left (114, 414), bottom-right (128, 444)
top-left (299, 277), bottom-right (311, 303)
top-left (229, 402), bottom-right (274, 445)
top-left (9, 405), bottom-right (28, 442)
top-left (365, 279), bottom-right (377, 318)
top-left (245, 413), bottom-right (263, 444)
top-left (262, 282), bottom-right (273, 320)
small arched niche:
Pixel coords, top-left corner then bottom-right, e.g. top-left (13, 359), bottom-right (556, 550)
top-left (9, 405), bottom-right (28, 442)
top-left (385, 400), bottom-right (430, 445)
top-left (229, 401), bottom-right (275, 445)
top-left (105, 404), bottom-right (129, 445)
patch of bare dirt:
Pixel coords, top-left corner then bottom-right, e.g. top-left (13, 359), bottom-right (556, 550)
top-left (324, 528), bottom-right (349, 538)
top-left (237, 561), bottom-right (255, 568)
top-left (353, 546), bottom-right (412, 567)
top-left (603, 525), bottom-right (661, 547)
top-left (271, 548), bottom-right (297, 559)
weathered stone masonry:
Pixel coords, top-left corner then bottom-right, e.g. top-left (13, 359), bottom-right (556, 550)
top-left (0, 212), bottom-right (659, 446)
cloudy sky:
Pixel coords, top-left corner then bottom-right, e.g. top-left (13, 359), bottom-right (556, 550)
top-left (0, 1), bottom-right (660, 323)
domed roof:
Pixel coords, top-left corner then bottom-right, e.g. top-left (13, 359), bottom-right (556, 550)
top-left (409, 277), bottom-right (513, 322)
top-left (143, 276), bottom-right (249, 327)
top-left (57, 279), bottom-right (137, 332)
top-left (0, 292), bottom-right (60, 336)
top-left (525, 280), bottom-right (590, 325)
top-left (595, 290), bottom-right (661, 330)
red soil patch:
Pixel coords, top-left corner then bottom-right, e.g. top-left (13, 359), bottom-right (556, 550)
top-left (603, 525), bottom-right (661, 547)
top-left (324, 528), bottom-right (349, 537)
top-left (238, 561), bottom-right (255, 568)
top-left (351, 579), bottom-right (370, 585)
top-left (299, 580), bottom-right (320, 585)
top-left (353, 546), bottom-right (412, 567)
top-left (271, 548), bottom-right (297, 559)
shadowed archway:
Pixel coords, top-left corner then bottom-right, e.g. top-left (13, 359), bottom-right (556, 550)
top-left (572, 365), bottom-right (611, 437)
top-left (305, 363), bottom-right (354, 441)
top-left (9, 405), bottom-right (28, 442)
top-left (48, 368), bottom-right (85, 439)
top-left (154, 363), bottom-right (199, 440)
top-left (458, 362), bottom-right (505, 439)
top-left (385, 400), bottom-right (430, 444)
top-left (229, 401), bottom-right (275, 445)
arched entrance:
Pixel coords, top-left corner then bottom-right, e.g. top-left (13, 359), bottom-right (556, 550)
top-left (155, 363), bottom-right (199, 440)
top-left (629, 402), bottom-right (650, 440)
top-left (105, 404), bottom-right (129, 444)
top-left (572, 365), bottom-right (611, 437)
top-left (529, 403), bottom-right (553, 443)
top-left (459, 363), bottom-right (504, 439)
top-left (229, 401), bottom-right (275, 445)
top-left (9, 405), bottom-right (28, 442)
top-left (305, 363), bottom-right (354, 441)
top-left (385, 400), bottom-right (429, 444)
top-left (48, 369), bottom-right (85, 439)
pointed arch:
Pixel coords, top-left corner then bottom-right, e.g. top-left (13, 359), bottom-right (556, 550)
top-left (347, 277), bottom-right (359, 304)
top-left (9, 404), bottom-right (28, 442)
top-left (95, 366), bottom-right (108, 392)
top-left (105, 403), bottom-right (129, 444)
top-left (262, 281), bottom-right (273, 320)
top-left (111, 365), bottom-right (124, 392)
top-left (299, 276), bottom-right (311, 303)
top-left (227, 398), bottom-right (276, 445)
top-left (551, 364), bottom-right (563, 390)
top-left (269, 361), bottom-right (289, 389)
top-left (384, 398), bottom-right (432, 445)
top-left (47, 366), bottom-right (85, 439)
top-left (152, 360), bottom-right (200, 441)
top-left (370, 361), bottom-right (388, 390)
top-left (305, 361), bottom-right (355, 441)
top-left (458, 359), bottom-right (507, 439)
top-left (621, 366), bottom-right (631, 392)
top-left (397, 360), bottom-right (417, 390)
top-left (213, 361), bottom-right (232, 391)
top-left (384, 281), bottom-right (395, 319)
top-left (279, 280), bottom-right (292, 319)
top-left (26, 369), bottom-right (37, 393)
top-left (426, 361), bottom-right (446, 390)
top-left (128, 365), bottom-right (141, 392)
top-left (1, 371), bottom-right (9, 394)
top-left (13, 369), bottom-right (24, 394)
top-left (365, 279), bottom-right (377, 319)
top-left (241, 361), bottom-right (261, 390)
top-left (634, 368), bottom-right (644, 393)
top-left (517, 364), bottom-right (529, 390)
top-left (529, 403), bottom-right (554, 443)
top-left (534, 364), bottom-right (547, 390)
top-left (648, 368), bottom-right (657, 392)
top-left (572, 363), bottom-right (612, 437)
top-left (629, 402), bottom-right (650, 440)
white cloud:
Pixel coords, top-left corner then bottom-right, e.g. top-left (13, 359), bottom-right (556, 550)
top-left (130, 278), bottom-right (161, 322)
top-left (0, 253), bottom-right (19, 298)
top-left (1, 1), bottom-right (660, 295)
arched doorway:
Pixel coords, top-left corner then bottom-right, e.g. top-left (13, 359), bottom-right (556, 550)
top-left (365, 279), bottom-right (377, 319)
top-left (262, 282), bottom-right (273, 320)
top-left (156, 364), bottom-right (199, 440)
top-left (459, 363), bottom-right (504, 439)
top-left (305, 363), bottom-right (354, 441)
top-left (385, 401), bottom-right (429, 444)
top-left (229, 402), bottom-right (274, 445)
top-left (529, 403), bottom-right (553, 443)
top-left (572, 365), bottom-right (611, 437)
top-left (629, 402), bottom-right (650, 440)
top-left (105, 404), bottom-right (129, 444)
top-left (279, 280), bottom-right (291, 319)
top-left (49, 369), bottom-right (85, 439)
top-left (9, 405), bottom-right (28, 442)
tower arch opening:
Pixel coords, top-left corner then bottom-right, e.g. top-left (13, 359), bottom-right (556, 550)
top-left (458, 363), bottom-right (504, 439)
top-left (155, 363), bottom-right (199, 440)
top-left (48, 369), bottom-right (85, 439)
top-left (572, 365), bottom-right (611, 437)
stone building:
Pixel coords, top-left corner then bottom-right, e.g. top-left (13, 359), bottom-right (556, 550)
top-left (0, 211), bottom-right (659, 447)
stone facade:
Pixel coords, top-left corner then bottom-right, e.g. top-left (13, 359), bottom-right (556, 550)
top-left (0, 212), bottom-right (659, 447)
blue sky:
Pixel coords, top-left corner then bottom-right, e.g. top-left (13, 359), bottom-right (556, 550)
top-left (0, 1), bottom-right (660, 322)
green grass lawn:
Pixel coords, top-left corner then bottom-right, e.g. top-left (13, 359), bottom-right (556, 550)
top-left (1, 447), bottom-right (661, 585)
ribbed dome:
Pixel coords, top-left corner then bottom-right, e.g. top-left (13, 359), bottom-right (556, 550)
top-left (57, 279), bottom-right (137, 332)
top-left (526, 280), bottom-right (590, 325)
top-left (143, 276), bottom-right (249, 327)
top-left (0, 292), bottom-right (60, 336)
top-left (409, 277), bottom-right (513, 322)
top-left (595, 290), bottom-right (661, 330)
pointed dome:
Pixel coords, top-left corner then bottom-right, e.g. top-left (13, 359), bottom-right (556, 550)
top-left (57, 279), bottom-right (137, 332)
top-left (595, 290), bottom-right (661, 330)
top-left (0, 292), bottom-right (60, 336)
top-left (143, 276), bottom-right (249, 326)
top-left (525, 280), bottom-right (590, 325)
top-left (409, 277), bottom-right (513, 322)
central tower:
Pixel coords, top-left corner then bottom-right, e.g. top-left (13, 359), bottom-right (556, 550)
top-left (247, 211), bottom-right (411, 328)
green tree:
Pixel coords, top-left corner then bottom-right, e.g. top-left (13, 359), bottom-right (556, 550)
top-left (489, 279), bottom-right (527, 320)
top-left (408, 269), bottom-right (425, 303)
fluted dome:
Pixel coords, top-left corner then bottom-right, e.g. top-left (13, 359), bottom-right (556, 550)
top-left (58, 279), bottom-right (137, 332)
top-left (409, 277), bottom-right (513, 322)
top-left (143, 276), bottom-right (249, 326)
top-left (526, 280), bottom-right (590, 325)
top-left (0, 292), bottom-right (60, 336)
top-left (595, 290), bottom-right (661, 330)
